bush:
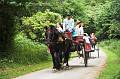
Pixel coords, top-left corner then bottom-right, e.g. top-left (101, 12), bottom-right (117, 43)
top-left (100, 39), bottom-right (120, 55)
top-left (21, 11), bottom-right (62, 42)
top-left (8, 33), bottom-right (49, 64)
top-left (99, 39), bottom-right (120, 79)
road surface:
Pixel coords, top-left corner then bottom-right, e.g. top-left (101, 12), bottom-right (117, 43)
top-left (14, 49), bottom-right (106, 79)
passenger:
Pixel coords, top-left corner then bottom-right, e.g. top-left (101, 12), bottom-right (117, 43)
top-left (83, 33), bottom-right (92, 52)
top-left (75, 20), bottom-right (84, 35)
top-left (90, 33), bottom-right (97, 49)
top-left (56, 23), bottom-right (64, 33)
top-left (90, 33), bottom-right (97, 43)
top-left (75, 20), bottom-right (81, 36)
top-left (79, 22), bottom-right (84, 36)
top-left (73, 20), bottom-right (84, 42)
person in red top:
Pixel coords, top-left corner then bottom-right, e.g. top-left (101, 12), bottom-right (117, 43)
top-left (90, 33), bottom-right (97, 43)
top-left (90, 33), bottom-right (97, 49)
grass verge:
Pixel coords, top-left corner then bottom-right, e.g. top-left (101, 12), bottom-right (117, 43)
top-left (98, 39), bottom-right (120, 79)
top-left (0, 61), bottom-right (52, 79)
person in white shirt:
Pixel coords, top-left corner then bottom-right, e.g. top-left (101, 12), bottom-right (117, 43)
top-left (73, 21), bottom-right (84, 42)
top-left (75, 20), bottom-right (81, 36)
top-left (72, 20), bottom-right (80, 38)
top-left (79, 23), bottom-right (84, 36)
top-left (63, 14), bottom-right (74, 32)
top-left (83, 33), bottom-right (92, 52)
top-left (83, 33), bottom-right (91, 44)
top-left (74, 21), bottom-right (84, 36)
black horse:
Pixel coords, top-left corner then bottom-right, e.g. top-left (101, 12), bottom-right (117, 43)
top-left (45, 26), bottom-right (63, 70)
top-left (45, 25), bottom-right (72, 70)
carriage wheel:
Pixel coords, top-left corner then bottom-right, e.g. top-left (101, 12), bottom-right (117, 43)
top-left (76, 44), bottom-right (80, 57)
top-left (81, 45), bottom-right (84, 57)
top-left (97, 43), bottom-right (100, 58)
top-left (95, 42), bottom-right (100, 58)
top-left (77, 44), bottom-right (83, 58)
top-left (84, 52), bottom-right (89, 67)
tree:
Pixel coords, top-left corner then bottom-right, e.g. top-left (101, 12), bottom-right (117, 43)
top-left (0, 0), bottom-right (34, 57)
top-left (22, 11), bottom-right (62, 42)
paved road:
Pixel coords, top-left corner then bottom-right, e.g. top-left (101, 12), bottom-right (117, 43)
top-left (14, 49), bottom-right (106, 79)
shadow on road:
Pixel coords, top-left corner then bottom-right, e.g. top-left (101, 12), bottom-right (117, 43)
top-left (70, 65), bottom-right (96, 68)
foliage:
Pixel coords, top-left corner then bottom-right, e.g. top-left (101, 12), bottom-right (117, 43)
top-left (23, 0), bottom-right (86, 20)
top-left (8, 33), bottom-right (50, 64)
top-left (22, 11), bottom-right (62, 42)
top-left (1, 0), bottom-right (120, 78)
top-left (0, 31), bottom-right (51, 79)
top-left (0, 2), bottom-right (15, 54)
top-left (1, 0), bottom-right (120, 53)
top-left (109, 20), bottom-right (120, 39)
top-left (0, 0), bottom-right (32, 55)
top-left (99, 40), bottom-right (120, 79)
top-left (89, 0), bottom-right (120, 40)
top-left (107, 0), bottom-right (120, 39)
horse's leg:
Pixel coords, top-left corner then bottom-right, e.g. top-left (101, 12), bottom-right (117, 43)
top-left (67, 54), bottom-right (71, 67)
top-left (63, 49), bottom-right (69, 66)
top-left (59, 44), bottom-right (63, 64)
top-left (63, 52), bottom-right (67, 64)
top-left (64, 46), bottom-right (71, 67)
top-left (63, 40), bottom-right (68, 65)
top-left (63, 39), bottom-right (72, 68)
top-left (66, 40), bottom-right (72, 67)
top-left (54, 51), bottom-right (62, 70)
top-left (50, 52), bottom-right (56, 69)
top-left (60, 52), bottom-right (64, 69)
top-left (66, 51), bottom-right (70, 67)
top-left (60, 51), bottom-right (63, 64)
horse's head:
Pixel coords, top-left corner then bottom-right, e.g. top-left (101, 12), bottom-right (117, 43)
top-left (45, 25), bottom-right (60, 44)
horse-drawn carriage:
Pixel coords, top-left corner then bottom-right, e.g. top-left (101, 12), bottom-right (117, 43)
top-left (45, 26), bottom-right (99, 71)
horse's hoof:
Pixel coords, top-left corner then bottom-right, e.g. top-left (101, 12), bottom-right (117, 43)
top-left (52, 69), bottom-right (56, 72)
top-left (64, 66), bottom-right (71, 70)
top-left (68, 66), bottom-right (72, 69)
top-left (63, 66), bottom-right (66, 70)
top-left (66, 67), bottom-right (70, 70)
top-left (52, 69), bottom-right (59, 72)
top-left (60, 67), bottom-right (64, 70)
top-left (62, 66), bottom-right (67, 70)
top-left (57, 69), bottom-right (61, 71)
top-left (67, 66), bottom-right (72, 70)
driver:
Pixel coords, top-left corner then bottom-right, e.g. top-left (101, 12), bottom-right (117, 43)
top-left (63, 14), bottom-right (74, 32)
top-left (63, 14), bottom-right (74, 39)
